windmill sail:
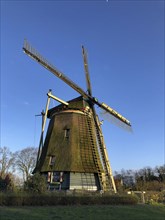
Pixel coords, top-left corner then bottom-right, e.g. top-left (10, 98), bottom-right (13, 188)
top-left (82, 45), bottom-right (92, 96)
top-left (23, 39), bottom-right (131, 129)
top-left (100, 109), bottom-right (132, 132)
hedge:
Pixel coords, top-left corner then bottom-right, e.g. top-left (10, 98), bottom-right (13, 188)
top-left (0, 193), bottom-right (138, 206)
top-left (145, 191), bottom-right (165, 204)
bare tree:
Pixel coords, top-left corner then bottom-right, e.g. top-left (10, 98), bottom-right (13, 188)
top-left (0, 146), bottom-right (14, 178)
top-left (155, 165), bottom-right (165, 182)
top-left (14, 147), bottom-right (38, 181)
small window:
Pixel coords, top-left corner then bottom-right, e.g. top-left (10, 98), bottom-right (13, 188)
top-left (64, 129), bottom-right (70, 138)
top-left (49, 156), bottom-right (55, 166)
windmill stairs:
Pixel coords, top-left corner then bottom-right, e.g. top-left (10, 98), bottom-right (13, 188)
top-left (78, 107), bottom-right (116, 192)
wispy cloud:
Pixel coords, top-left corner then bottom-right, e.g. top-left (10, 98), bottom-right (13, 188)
top-left (23, 101), bottom-right (30, 106)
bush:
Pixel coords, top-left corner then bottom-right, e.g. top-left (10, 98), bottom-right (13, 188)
top-left (0, 174), bottom-right (15, 192)
top-left (145, 191), bottom-right (165, 204)
top-left (0, 192), bottom-right (138, 206)
top-left (24, 173), bottom-right (47, 193)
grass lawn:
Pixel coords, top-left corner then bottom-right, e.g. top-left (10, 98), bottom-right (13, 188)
top-left (0, 204), bottom-right (164, 220)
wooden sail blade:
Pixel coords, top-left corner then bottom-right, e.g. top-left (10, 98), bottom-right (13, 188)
top-left (101, 102), bottom-right (131, 126)
top-left (82, 46), bottom-right (92, 96)
top-left (89, 98), bottom-right (132, 129)
top-left (100, 109), bottom-right (132, 132)
top-left (23, 39), bottom-right (89, 99)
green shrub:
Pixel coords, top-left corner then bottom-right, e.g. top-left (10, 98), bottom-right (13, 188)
top-left (145, 191), bottom-right (165, 204)
top-left (0, 192), bottom-right (138, 206)
top-left (0, 174), bottom-right (15, 192)
top-left (24, 173), bottom-right (47, 194)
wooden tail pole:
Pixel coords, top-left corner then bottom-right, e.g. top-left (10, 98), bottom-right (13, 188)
top-left (36, 90), bottom-right (51, 162)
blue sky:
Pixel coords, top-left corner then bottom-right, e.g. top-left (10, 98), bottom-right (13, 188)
top-left (1, 0), bottom-right (164, 172)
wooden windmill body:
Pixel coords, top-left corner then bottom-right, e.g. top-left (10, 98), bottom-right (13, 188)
top-left (23, 41), bottom-right (131, 192)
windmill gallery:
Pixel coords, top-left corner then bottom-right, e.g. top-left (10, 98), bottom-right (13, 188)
top-left (23, 40), bottom-right (131, 193)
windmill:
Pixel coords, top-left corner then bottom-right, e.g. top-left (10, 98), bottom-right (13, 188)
top-left (23, 40), bottom-right (131, 192)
